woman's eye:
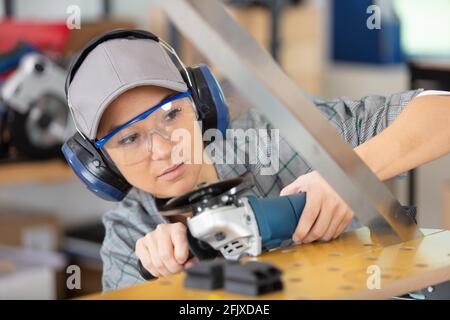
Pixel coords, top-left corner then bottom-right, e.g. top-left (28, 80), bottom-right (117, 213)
top-left (164, 107), bottom-right (182, 122)
top-left (118, 133), bottom-right (140, 146)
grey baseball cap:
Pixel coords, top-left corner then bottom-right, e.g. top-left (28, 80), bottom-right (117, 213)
top-left (67, 38), bottom-right (188, 140)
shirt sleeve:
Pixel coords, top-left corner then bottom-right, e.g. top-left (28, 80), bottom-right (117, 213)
top-left (312, 89), bottom-right (424, 147)
top-left (100, 189), bottom-right (166, 292)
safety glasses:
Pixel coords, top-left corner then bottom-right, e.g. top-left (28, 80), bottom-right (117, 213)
top-left (95, 90), bottom-right (192, 149)
top-left (95, 90), bottom-right (199, 166)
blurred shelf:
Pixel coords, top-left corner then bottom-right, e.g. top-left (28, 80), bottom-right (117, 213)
top-left (0, 160), bottom-right (74, 186)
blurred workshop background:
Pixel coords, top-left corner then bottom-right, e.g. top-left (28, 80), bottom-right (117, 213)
top-left (0, 0), bottom-right (449, 299)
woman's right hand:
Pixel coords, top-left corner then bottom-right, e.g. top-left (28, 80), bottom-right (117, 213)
top-left (135, 222), bottom-right (196, 278)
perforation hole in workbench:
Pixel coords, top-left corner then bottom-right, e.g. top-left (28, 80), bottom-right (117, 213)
top-left (288, 277), bottom-right (302, 283)
top-left (338, 285), bottom-right (354, 290)
top-left (363, 243), bottom-right (374, 247)
top-left (415, 263), bottom-right (428, 268)
top-left (292, 262), bottom-right (303, 268)
top-left (328, 252), bottom-right (341, 257)
top-left (328, 267), bottom-right (341, 272)
top-left (366, 256), bottom-right (378, 261)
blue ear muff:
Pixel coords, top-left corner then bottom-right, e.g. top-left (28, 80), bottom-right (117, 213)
top-left (61, 133), bottom-right (131, 201)
top-left (188, 64), bottom-right (229, 138)
top-left (197, 64), bottom-right (229, 137)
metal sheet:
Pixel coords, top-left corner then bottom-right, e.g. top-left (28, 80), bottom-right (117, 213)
top-left (155, 0), bottom-right (423, 245)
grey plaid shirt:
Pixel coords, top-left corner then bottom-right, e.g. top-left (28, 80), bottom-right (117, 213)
top-left (100, 89), bottom-right (423, 291)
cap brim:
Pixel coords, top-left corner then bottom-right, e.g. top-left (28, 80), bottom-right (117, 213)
top-left (91, 79), bottom-right (187, 140)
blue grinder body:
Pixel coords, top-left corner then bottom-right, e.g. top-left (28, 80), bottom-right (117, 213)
top-left (247, 193), bottom-right (307, 250)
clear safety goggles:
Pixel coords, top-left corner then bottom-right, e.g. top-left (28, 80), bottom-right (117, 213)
top-left (95, 90), bottom-right (198, 165)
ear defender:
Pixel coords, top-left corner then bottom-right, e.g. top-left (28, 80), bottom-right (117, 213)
top-left (62, 132), bottom-right (131, 201)
top-left (186, 64), bottom-right (229, 138)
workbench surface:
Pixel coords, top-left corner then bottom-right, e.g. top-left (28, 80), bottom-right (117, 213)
top-left (85, 228), bottom-right (450, 299)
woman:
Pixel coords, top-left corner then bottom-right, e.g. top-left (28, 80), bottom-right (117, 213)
top-left (65, 30), bottom-right (450, 291)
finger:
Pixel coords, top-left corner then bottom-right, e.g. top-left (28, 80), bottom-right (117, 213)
top-left (321, 207), bottom-right (347, 242)
top-left (280, 179), bottom-right (302, 196)
top-left (303, 197), bottom-right (338, 243)
top-left (145, 233), bottom-right (170, 277)
top-left (333, 212), bottom-right (353, 239)
top-left (292, 192), bottom-right (321, 243)
top-left (171, 223), bottom-right (189, 265)
top-left (136, 238), bottom-right (160, 278)
top-left (156, 226), bottom-right (184, 274)
top-left (184, 257), bottom-right (199, 269)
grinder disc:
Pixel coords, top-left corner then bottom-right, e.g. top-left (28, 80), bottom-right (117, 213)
top-left (159, 171), bottom-right (255, 213)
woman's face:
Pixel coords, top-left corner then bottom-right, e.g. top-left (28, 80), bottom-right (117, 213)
top-left (97, 86), bottom-right (206, 198)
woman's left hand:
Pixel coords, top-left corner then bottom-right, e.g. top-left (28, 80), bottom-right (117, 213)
top-left (280, 171), bottom-right (354, 243)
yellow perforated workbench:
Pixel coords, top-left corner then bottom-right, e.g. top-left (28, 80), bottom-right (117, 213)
top-left (85, 228), bottom-right (450, 299)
